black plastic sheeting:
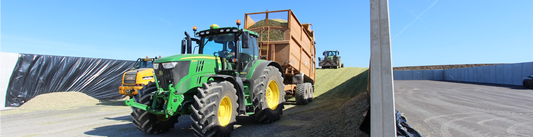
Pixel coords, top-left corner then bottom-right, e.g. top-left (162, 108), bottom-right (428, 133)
top-left (359, 108), bottom-right (422, 137)
top-left (5, 53), bottom-right (135, 107)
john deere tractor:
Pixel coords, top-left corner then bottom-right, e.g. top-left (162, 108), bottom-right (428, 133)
top-left (318, 50), bottom-right (343, 69)
top-left (119, 57), bottom-right (157, 96)
top-left (126, 21), bottom-right (286, 136)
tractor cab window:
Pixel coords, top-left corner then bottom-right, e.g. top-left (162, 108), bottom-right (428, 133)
top-left (202, 33), bottom-right (237, 70)
top-left (202, 33), bottom-right (237, 59)
top-left (134, 59), bottom-right (154, 69)
top-left (327, 51), bottom-right (337, 56)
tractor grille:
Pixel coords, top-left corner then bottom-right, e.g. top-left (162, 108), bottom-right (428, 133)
top-left (155, 61), bottom-right (190, 89)
top-left (196, 60), bottom-right (205, 72)
top-left (124, 74), bottom-right (137, 83)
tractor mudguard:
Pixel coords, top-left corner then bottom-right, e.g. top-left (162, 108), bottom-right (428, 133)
top-left (205, 74), bottom-right (246, 113)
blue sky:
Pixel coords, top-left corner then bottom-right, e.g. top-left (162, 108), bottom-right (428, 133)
top-left (2, 0), bottom-right (532, 67)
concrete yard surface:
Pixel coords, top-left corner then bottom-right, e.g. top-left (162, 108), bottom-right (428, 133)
top-left (395, 80), bottom-right (533, 137)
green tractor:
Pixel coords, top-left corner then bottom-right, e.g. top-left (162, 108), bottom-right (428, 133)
top-left (125, 21), bottom-right (286, 136)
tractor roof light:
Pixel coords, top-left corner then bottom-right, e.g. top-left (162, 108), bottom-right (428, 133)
top-left (210, 24), bottom-right (219, 29)
top-left (193, 26), bottom-right (197, 31)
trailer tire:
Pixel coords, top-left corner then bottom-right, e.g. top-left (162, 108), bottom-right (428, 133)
top-left (307, 84), bottom-right (314, 102)
top-left (191, 81), bottom-right (238, 137)
top-left (295, 83), bottom-right (310, 105)
top-left (250, 66), bottom-right (285, 123)
top-left (131, 82), bottom-right (178, 134)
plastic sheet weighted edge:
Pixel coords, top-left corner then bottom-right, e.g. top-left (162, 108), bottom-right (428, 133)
top-left (5, 53), bottom-right (135, 107)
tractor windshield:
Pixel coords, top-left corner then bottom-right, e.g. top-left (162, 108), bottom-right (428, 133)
top-left (202, 33), bottom-right (237, 59)
top-left (327, 51), bottom-right (337, 56)
top-left (133, 59), bottom-right (154, 69)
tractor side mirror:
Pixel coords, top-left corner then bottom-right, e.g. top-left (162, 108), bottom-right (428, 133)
top-left (242, 31), bottom-right (250, 49)
top-left (318, 57), bottom-right (321, 62)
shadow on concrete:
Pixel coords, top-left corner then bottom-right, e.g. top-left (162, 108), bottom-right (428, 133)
top-left (96, 99), bottom-right (129, 106)
top-left (84, 115), bottom-right (195, 137)
top-left (435, 80), bottom-right (531, 90)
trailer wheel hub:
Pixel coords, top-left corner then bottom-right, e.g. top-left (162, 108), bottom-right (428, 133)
top-left (266, 80), bottom-right (280, 110)
top-left (218, 96), bottom-right (232, 127)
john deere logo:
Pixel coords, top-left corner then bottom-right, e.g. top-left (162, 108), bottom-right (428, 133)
top-left (158, 71), bottom-right (163, 76)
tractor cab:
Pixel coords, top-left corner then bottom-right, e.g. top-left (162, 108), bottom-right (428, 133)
top-left (324, 50), bottom-right (339, 57)
top-left (187, 23), bottom-right (260, 76)
top-left (133, 57), bottom-right (156, 69)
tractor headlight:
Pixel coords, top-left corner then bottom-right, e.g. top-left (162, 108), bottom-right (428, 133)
top-left (200, 32), bottom-right (205, 35)
top-left (226, 28), bottom-right (231, 32)
top-left (153, 64), bottom-right (159, 69)
top-left (162, 62), bottom-right (178, 69)
top-left (205, 31), bottom-right (210, 34)
top-left (220, 29), bottom-right (224, 32)
top-left (232, 29), bottom-right (238, 32)
top-left (143, 76), bottom-right (153, 80)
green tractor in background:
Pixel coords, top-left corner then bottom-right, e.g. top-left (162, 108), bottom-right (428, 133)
top-left (318, 50), bottom-right (343, 69)
top-left (125, 20), bottom-right (286, 136)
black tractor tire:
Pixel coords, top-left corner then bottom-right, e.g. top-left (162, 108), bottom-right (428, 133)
top-left (295, 83), bottom-right (311, 105)
top-left (250, 66), bottom-right (285, 123)
top-left (524, 81), bottom-right (530, 88)
top-left (131, 82), bottom-right (178, 134)
top-left (191, 81), bottom-right (238, 137)
top-left (307, 84), bottom-right (314, 102)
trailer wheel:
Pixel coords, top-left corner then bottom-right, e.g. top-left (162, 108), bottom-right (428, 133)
top-left (250, 66), bottom-right (285, 123)
top-left (131, 82), bottom-right (178, 134)
top-left (191, 81), bottom-right (238, 137)
top-left (295, 83), bottom-right (310, 105)
top-left (307, 84), bottom-right (314, 102)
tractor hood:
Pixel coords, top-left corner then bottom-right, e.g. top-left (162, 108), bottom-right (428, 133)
top-left (155, 54), bottom-right (220, 63)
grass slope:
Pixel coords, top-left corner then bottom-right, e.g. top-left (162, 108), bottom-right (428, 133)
top-left (279, 67), bottom-right (370, 137)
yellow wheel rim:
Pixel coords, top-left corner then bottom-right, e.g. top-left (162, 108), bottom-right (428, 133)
top-left (218, 96), bottom-right (232, 127)
top-left (266, 80), bottom-right (280, 110)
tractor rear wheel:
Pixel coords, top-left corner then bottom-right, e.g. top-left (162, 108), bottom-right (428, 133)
top-left (250, 66), bottom-right (285, 123)
top-left (524, 81), bottom-right (530, 88)
top-left (191, 81), bottom-right (238, 137)
top-left (131, 82), bottom-right (178, 134)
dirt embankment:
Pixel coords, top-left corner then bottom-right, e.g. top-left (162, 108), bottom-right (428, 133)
top-left (393, 64), bottom-right (502, 71)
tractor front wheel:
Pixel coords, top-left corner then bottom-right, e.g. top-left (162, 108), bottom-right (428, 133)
top-left (191, 81), bottom-right (238, 137)
top-left (250, 66), bottom-right (285, 123)
top-left (131, 82), bottom-right (178, 134)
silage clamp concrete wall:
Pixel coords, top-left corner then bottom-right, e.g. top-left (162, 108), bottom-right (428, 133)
top-left (443, 62), bottom-right (533, 86)
top-left (393, 61), bottom-right (533, 86)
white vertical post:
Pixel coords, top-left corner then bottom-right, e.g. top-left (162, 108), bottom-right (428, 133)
top-left (370, 0), bottom-right (396, 136)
